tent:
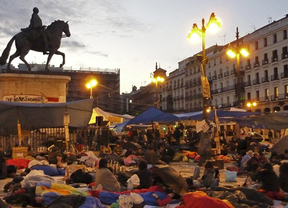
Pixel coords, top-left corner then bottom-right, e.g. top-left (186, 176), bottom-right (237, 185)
top-left (270, 135), bottom-right (288, 154)
top-left (0, 99), bottom-right (94, 129)
top-left (126, 107), bottom-right (179, 125)
top-left (247, 111), bottom-right (288, 130)
top-left (89, 107), bottom-right (134, 124)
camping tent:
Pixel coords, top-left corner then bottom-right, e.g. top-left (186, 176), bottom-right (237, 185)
top-left (89, 107), bottom-right (134, 124)
top-left (0, 99), bottom-right (94, 128)
top-left (270, 135), bottom-right (288, 154)
top-left (126, 107), bottom-right (179, 125)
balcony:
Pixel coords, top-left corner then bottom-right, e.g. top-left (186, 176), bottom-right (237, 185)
top-left (212, 75), bottom-right (217, 80)
top-left (282, 53), bottom-right (288, 60)
top-left (270, 74), bottom-right (279, 81)
top-left (245, 64), bottom-right (251, 70)
top-left (253, 62), bottom-right (260, 68)
top-left (231, 68), bottom-right (236, 75)
top-left (262, 59), bottom-right (269, 65)
top-left (270, 95), bottom-right (279, 101)
top-left (218, 73), bottom-right (223, 79)
top-left (244, 80), bottom-right (252, 86)
top-left (271, 56), bottom-right (278, 63)
top-left (281, 72), bottom-right (288, 79)
top-left (224, 71), bottom-right (229, 77)
top-left (253, 79), bottom-right (260, 85)
top-left (261, 76), bottom-right (269, 83)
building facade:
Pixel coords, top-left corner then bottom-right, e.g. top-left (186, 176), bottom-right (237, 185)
top-left (158, 14), bottom-right (288, 113)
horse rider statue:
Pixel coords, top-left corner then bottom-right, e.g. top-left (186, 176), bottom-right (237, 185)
top-left (21, 7), bottom-right (47, 54)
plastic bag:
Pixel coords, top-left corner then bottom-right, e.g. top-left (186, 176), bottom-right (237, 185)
top-left (225, 170), bottom-right (237, 182)
top-left (130, 192), bottom-right (144, 204)
top-left (127, 174), bottom-right (140, 187)
top-left (118, 194), bottom-right (134, 208)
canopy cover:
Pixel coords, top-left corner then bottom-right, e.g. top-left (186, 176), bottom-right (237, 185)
top-left (0, 99), bottom-right (94, 128)
top-left (126, 107), bottom-right (179, 125)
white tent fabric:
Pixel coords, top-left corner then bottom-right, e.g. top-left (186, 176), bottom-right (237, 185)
top-left (89, 107), bottom-right (134, 124)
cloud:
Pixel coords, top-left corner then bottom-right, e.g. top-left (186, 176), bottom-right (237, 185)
top-left (85, 51), bottom-right (108, 58)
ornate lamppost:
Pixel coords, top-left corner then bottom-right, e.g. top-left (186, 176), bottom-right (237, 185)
top-left (226, 27), bottom-right (249, 107)
top-left (187, 13), bottom-right (221, 166)
top-left (188, 12), bottom-right (221, 119)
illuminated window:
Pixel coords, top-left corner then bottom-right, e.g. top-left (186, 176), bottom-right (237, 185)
top-left (274, 87), bottom-right (278, 98)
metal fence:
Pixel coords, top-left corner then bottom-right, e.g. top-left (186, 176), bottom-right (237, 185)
top-left (0, 126), bottom-right (115, 153)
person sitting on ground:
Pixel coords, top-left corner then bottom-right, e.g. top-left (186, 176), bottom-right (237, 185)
top-left (243, 163), bottom-right (260, 187)
top-left (284, 149), bottom-right (288, 160)
top-left (94, 158), bottom-right (121, 192)
top-left (144, 145), bottom-right (158, 165)
top-left (136, 160), bottom-right (153, 189)
top-left (240, 150), bottom-right (253, 171)
top-left (113, 142), bottom-right (123, 156)
top-left (256, 162), bottom-right (284, 201)
top-left (136, 147), bottom-right (144, 157)
top-left (102, 144), bottom-right (112, 155)
top-left (245, 152), bottom-right (261, 172)
top-left (270, 151), bottom-right (280, 165)
top-left (47, 147), bottom-right (61, 165)
top-left (193, 161), bottom-right (220, 188)
top-left (279, 162), bottom-right (288, 193)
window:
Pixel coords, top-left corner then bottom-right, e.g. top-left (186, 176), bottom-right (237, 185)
top-left (285, 85), bottom-right (288, 95)
top-left (227, 96), bottom-right (230, 104)
top-left (247, 92), bottom-right (251, 100)
top-left (264, 37), bottom-right (267, 47)
top-left (273, 34), bottom-right (277, 43)
top-left (284, 64), bottom-right (288, 77)
top-left (284, 30), bottom-right (287, 40)
top-left (274, 87), bottom-right (278, 98)
top-left (255, 56), bottom-right (259, 63)
top-left (220, 56), bottom-right (222, 64)
top-left (265, 89), bottom-right (269, 99)
top-left (255, 41), bottom-right (258, 50)
top-left (282, 46), bottom-right (288, 58)
top-left (264, 53), bottom-right (268, 62)
top-left (256, 91), bottom-right (260, 100)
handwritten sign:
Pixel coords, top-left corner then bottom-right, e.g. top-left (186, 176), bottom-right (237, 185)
top-left (196, 120), bottom-right (210, 133)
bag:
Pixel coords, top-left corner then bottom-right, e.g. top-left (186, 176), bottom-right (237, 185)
top-left (130, 192), bottom-right (144, 204)
top-left (118, 194), bottom-right (134, 208)
top-left (225, 170), bottom-right (237, 182)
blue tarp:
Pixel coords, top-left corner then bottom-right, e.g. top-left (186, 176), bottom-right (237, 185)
top-left (174, 110), bottom-right (261, 121)
top-left (126, 107), bottom-right (179, 125)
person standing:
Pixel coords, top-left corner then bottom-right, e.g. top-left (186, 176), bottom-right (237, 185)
top-left (268, 130), bottom-right (273, 143)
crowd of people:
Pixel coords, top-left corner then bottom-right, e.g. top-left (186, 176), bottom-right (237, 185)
top-left (1, 124), bottom-right (288, 207)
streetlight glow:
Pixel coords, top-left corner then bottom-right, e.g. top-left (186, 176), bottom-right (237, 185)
top-left (188, 12), bottom-right (221, 119)
top-left (86, 79), bottom-right (97, 99)
top-left (240, 48), bottom-right (249, 57)
top-left (227, 49), bottom-right (236, 58)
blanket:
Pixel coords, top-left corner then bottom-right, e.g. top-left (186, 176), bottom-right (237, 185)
top-left (176, 191), bottom-right (234, 208)
top-left (31, 165), bottom-right (65, 176)
top-left (6, 158), bottom-right (31, 169)
top-left (36, 181), bottom-right (90, 197)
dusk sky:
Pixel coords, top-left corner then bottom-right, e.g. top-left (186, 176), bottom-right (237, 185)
top-left (1, 1), bottom-right (288, 93)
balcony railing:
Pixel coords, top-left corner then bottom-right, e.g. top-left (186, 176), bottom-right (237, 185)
top-left (253, 79), bottom-right (260, 85)
top-left (245, 64), bottom-right (251, 70)
top-left (224, 71), bottom-right (229, 77)
top-left (212, 75), bottom-right (217, 80)
top-left (282, 53), bottom-right (288, 60)
top-left (281, 72), bottom-right (288, 79)
top-left (271, 74), bottom-right (279, 81)
top-left (244, 80), bottom-right (252, 86)
top-left (261, 76), bottom-right (269, 83)
top-left (253, 62), bottom-right (260, 68)
top-left (218, 73), bottom-right (223, 79)
top-left (271, 56), bottom-right (278, 63)
top-left (262, 59), bottom-right (269, 65)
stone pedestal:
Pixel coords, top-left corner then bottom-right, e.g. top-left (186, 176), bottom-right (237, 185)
top-left (0, 73), bottom-right (71, 103)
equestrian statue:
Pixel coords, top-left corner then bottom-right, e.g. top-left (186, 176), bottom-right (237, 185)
top-left (0, 7), bottom-right (71, 71)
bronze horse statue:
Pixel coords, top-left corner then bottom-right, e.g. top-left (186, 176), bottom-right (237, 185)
top-left (0, 20), bottom-right (71, 71)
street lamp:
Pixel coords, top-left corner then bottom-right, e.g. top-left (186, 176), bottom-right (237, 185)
top-left (188, 12), bottom-right (221, 119)
top-left (246, 101), bottom-right (257, 112)
top-left (151, 73), bottom-right (165, 108)
top-left (86, 79), bottom-right (97, 99)
top-left (226, 27), bottom-right (249, 107)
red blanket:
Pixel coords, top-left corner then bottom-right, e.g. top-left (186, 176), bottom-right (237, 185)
top-left (6, 159), bottom-right (31, 169)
